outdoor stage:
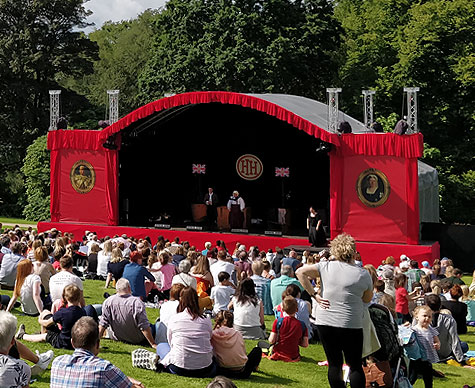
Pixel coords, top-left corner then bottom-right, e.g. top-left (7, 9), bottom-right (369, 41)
top-left (37, 221), bottom-right (440, 267)
top-left (45, 91), bottom-right (441, 267)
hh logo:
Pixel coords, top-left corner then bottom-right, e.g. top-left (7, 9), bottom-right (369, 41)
top-left (236, 154), bottom-right (263, 181)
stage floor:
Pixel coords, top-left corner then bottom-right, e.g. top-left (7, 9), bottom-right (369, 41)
top-left (37, 221), bottom-right (440, 267)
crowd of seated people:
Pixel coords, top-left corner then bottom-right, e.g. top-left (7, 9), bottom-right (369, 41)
top-left (0, 224), bottom-right (473, 387)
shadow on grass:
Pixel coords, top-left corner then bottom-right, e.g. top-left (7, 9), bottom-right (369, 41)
top-left (250, 371), bottom-right (294, 385)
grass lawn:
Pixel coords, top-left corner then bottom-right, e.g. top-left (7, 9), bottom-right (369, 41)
top-left (0, 216), bottom-right (35, 226)
top-left (3, 277), bottom-right (474, 388)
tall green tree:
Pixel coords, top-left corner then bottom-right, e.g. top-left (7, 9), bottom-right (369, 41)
top-left (139, 0), bottom-right (341, 102)
top-left (65, 9), bottom-right (159, 115)
top-left (0, 0), bottom-right (97, 216)
top-left (336, 0), bottom-right (475, 223)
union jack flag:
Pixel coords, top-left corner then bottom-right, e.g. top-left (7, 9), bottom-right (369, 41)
top-left (275, 167), bottom-right (290, 177)
top-left (192, 164), bottom-right (206, 174)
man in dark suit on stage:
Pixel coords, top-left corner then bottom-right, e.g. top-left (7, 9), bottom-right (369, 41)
top-left (204, 187), bottom-right (219, 228)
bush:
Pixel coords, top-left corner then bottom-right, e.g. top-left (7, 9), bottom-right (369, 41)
top-left (21, 135), bottom-right (50, 221)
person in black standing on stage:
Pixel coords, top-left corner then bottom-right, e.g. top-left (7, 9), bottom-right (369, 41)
top-left (307, 207), bottom-right (326, 247)
top-left (227, 191), bottom-right (245, 229)
top-left (204, 187), bottom-right (219, 229)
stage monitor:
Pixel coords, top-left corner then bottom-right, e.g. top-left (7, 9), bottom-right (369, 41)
top-left (186, 225), bottom-right (204, 231)
top-left (265, 230), bottom-right (283, 237)
top-left (231, 228), bottom-right (249, 234)
top-left (154, 223), bottom-right (171, 229)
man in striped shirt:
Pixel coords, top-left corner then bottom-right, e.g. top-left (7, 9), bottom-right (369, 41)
top-left (51, 317), bottom-right (143, 388)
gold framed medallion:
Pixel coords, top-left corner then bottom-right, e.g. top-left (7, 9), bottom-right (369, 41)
top-left (356, 168), bottom-right (390, 207)
top-left (70, 160), bottom-right (95, 194)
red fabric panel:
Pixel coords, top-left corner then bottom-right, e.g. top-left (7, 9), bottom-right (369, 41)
top-left (48, 130), bottom-right (104, 151)
top-left (50, 150), bottom-right (61, 222)
top-left (105, 150), bottom-right (119, 225)
top-left (355, 240), bottom-right (439, 266)
top-left (58, 150), bottom-right (109, 224)
top-left (98, 91), bottom-right (340, 146)
top-left (338, 133), bottom-right (424, 158)
top-left (406, 158), bottom-right (420, 244)
top-left (329, 150), bottom-right (343, 238)
top-left (37, 221), bottom-right (439, 267)
top-left (340, 156), bottom-right (409, 244)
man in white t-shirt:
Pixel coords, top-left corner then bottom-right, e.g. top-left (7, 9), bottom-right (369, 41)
top-left (210, 251), bottom-right (237, 286)
top-left (49, 255), bottom-right (85, 307)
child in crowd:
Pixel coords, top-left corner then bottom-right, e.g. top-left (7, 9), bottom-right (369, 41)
top-left (210, 272), bottom-right (235, 316)
top-left (395, 274), bottom-right (421, 324)
top-left (268, 296), bottom-right (308, 362)
top-left (155, 283), bottom-right (185, 343)
top-left (274, 284), bottom-right (312, 340)
top-left (409, 305), bottom-right (440, 388)
top-left (16, 284), bottom-right (86, 350)
top-left (211, 310), bottom-right (262, 378)
top-left (151, 251), bottom-right (176, 300)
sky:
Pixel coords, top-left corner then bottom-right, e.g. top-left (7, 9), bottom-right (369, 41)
top-left (84, 0), bottom-right (167, 32)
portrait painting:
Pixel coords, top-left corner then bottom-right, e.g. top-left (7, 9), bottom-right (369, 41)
top-left (70, 160), bottom-right (95, 194)
top-left (356, 168), bottom-right (390, 207)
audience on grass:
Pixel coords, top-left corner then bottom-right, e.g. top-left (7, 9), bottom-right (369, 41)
top-left (51, 316), bottom-right (144, 388)
top-left (1, 225), bottom-right (473, 388)
top-left (99, 278), bottom-right (157, 348)
top-left (228, 278), bottom-right (266, 340)
top-left (211, 310), bottom-right (262, 378)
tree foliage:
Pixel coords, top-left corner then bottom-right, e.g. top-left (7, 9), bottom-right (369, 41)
top-left (138, 0), bottom-right (341, 102)
top-left (335, 0), bottom-right (475, 223)
top-left (0, 0), bottom-right (97, 217)
top-left (21, 135), bottom-right (50, 221)
top-left (66, 9), bottom-right (158, 115)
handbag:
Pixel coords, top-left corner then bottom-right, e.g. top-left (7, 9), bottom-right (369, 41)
top-left (363, 359), bottom-right (393, 388)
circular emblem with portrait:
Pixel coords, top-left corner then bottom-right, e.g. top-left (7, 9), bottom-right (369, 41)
top-left (70, 160), bottom-right (95, 194)
top-left (356, 168), bottom-right (390, 207)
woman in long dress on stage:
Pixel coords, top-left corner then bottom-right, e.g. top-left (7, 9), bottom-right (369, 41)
top-left (307, 207), bottom-right (326, 247)
top-left (227, 191), bottom-right (245, 229)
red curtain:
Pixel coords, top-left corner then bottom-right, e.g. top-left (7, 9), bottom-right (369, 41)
top-left (105, 150), bottom-right (119, 225)
top-left (50, 150), bottom-right (61, 222)
top-left (406, 158), bottom-right (420, 244)
top-left (329, 150), bottom-right (343, 238)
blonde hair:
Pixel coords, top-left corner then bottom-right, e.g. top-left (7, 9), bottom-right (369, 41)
top-left (460, 285), bottom-right (470, 301)
top-left (414, 305), bottom-right (432, 318)
top-left (445, 265), bottom-right (454, 278)
top-left (110, 247), bottom-right (123, 263)
top-left (330, 233), bottom-right (356, 263)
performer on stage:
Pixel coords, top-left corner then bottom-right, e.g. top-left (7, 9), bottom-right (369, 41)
top-left (307, 206), bottom-right (326, 247)
top-left (204, 187), bottom-right (219, 228)
top-left (227, 191), bottom-right (245, 229)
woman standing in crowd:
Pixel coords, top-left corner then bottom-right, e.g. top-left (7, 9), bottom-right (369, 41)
top-left (297, 233), bottom-right (373, 388)
top-left (228, 278), bottom-right (266, 340)
top-left (157, 287), bottom-right (216, 377)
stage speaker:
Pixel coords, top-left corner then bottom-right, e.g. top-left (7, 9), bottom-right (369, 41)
top-left (265, 230), bottom-right (283, 237)
top-left (186, 225), bottom-right (204, 231)
top-left (154, 223), bottom-right (171, 229)
top-left (231, 228), bottom-right (248, 234)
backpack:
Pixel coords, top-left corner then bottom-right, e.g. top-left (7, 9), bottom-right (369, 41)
top-left (368, 304), bottom-right (402, 365)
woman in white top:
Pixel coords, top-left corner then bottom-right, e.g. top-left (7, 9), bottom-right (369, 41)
top-left (297, 233), bottom-right (373, 388)
top-left (7, 259), bottom-right (43, 316)
top-left (228, 278), bottom-right (265, 339)
top-left (96, 240), bottom-right (113, 279)
top-left (157, 287), bottom-right (216, 377)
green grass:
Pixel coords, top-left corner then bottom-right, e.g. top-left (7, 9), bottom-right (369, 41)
top-left (4, 279), bottom-right (475, 388)
top-left (0, 217), bottom-right (35, 226)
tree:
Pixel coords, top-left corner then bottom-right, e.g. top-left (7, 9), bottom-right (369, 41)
top-left (65, 9), bottom-right (159, 115)
top-left (21, 135), bottom-right (50, 221)
top-left (0, 0), bottom-right (97, 216)
top-left (138, 0), bottom-right (341, 102)
top-left (336, 0), bottom-right (475, 223)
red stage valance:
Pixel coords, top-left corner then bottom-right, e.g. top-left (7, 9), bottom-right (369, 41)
top-left (48, 130), bottom-right (103, 151)
top-left (337, 133), bottom-right (424, 158)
